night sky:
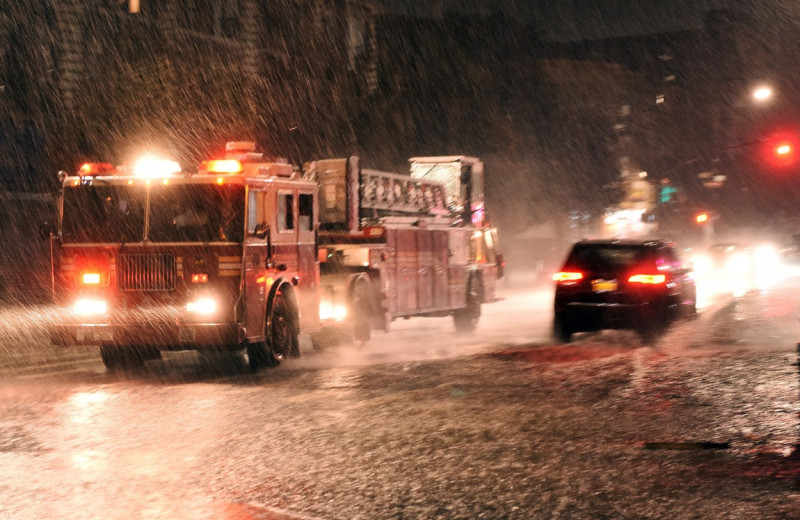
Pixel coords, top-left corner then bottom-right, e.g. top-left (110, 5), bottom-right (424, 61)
top-left (377, 0), bottom-right (796, 42)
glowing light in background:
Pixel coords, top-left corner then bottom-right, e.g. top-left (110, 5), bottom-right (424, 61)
top-left (133, 156), bottom-right (181, 178)
top-left (752, 85), bottom-right (773, 102)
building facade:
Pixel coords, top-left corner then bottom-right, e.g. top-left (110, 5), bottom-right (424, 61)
top-left (0, 0), bottom-right (377, 190)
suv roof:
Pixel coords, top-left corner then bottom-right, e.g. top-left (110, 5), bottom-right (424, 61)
top-left (574, 238), bottom-right (674, 248)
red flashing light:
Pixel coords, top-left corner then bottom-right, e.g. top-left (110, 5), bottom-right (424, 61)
top-left (203, 159), bottom-right (244, 174)
top-left (74, 254), bottom-right (110, 286)
top-left (191, 273), bottom-right (209, 284)
top-left (78, 162), bottom-right (115, 177)
top-left (81, 272), bottom-right (102, 285)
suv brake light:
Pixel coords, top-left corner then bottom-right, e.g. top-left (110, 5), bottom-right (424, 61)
top-left (553, 271), bottom-right (583, 283)
top-left (628, 273), bottom-right (666, 285)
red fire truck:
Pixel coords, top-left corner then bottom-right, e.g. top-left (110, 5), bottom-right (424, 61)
top-left (48, 142), bottom-right (318, 370)
top-left (309, 155), bottom-right (503, 342)
top-left (48, 143), bottom-right (503, 370)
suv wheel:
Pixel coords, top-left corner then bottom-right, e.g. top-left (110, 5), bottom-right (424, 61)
top-left (553, 314), bottom-right (573, 343)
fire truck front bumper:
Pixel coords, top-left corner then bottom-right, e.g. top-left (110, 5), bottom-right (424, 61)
top-left (50, 321), bottom-right (241, 350)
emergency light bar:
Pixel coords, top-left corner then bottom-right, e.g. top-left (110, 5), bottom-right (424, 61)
top-left (198, 141), bottom-right (294, 177)
top-left (201, 159), bottom-right (244, 174)
top-left (78, 162), bottom-right (115, 177)
top-left (133, 156), bottom-right (182, 178)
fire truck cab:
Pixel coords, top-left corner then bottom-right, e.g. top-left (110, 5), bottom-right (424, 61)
top-left (48, 142), bottom-right (319, 370)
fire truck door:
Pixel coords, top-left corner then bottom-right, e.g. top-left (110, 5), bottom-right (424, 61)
top-left (274, 189), bottom-right (318, 332)
top-left (295, 191), bottom-right (319, 330)
top-left (395, 229), bottom-right (418, 312)
top-left (433, 230), bottom-right (449, 308)
top-left (417, 230), bottom-right (434, 309)
top-left (447, 228), bottom-right (469, 307)
top-left (244, 188), bottom-right (270, 339)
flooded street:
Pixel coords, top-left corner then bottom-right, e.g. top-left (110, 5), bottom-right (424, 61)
top-left (3, 270), bottom-right (800, 518)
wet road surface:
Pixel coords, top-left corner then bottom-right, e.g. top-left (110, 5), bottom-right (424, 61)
top-left (2, 271), bottom-right (800, 518)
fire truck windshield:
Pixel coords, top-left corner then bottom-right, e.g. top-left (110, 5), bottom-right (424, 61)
top-left (62, 184), bottom-right (146, 243)
top-left (148, 184), bottom-right (245, 243)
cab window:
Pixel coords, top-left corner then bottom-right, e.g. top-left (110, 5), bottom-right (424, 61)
top-left (277, 192), bottom-right (294, 231)
top-left (247, 189), bottom-right (264, 235)
top-left (470, 231), bottom-right (496, 264)
top-left (299, 193), bottom-right (313, 232)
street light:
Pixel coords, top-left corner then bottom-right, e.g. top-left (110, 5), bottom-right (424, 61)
top-left (752, 85), bottom-right (773, 102)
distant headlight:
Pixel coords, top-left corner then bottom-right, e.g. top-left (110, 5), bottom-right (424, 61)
top-left (726, 253), bottom-right (752, 274)
top-left (73, 298), bottom-right (107, 316)
top-left (319, 301), bottom-right (348, 321)
top-left (692, 255), bottom-right (712, 273)
top-left (186, 297), bottom-right (217, 315)
top-left (754, 245), bottom-right (778, 265)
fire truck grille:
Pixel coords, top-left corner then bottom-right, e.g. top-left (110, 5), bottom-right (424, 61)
top-left (117, 254), bottom-right (177, 292)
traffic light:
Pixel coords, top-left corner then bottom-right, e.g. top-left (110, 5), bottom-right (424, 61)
top-left (695, 212), bottom-right (709, 224)
top-left (772, 141), bottom-right (795, 164)
top-left (763, 132), bottom-right (799, 168)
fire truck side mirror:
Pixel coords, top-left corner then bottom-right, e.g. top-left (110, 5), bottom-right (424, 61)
top-left (253, 223), bottom-right (269, 240)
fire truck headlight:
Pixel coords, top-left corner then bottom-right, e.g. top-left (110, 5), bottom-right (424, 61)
top-left (186, 297), bottom-right (218, 315)
top-left (319, 301), bottom-right (347, 321)
top-left (73, 298), bottom-right (107, 316)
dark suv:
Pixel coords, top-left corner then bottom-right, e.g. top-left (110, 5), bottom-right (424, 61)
top-left (553, 239), bottom-right (696, 342)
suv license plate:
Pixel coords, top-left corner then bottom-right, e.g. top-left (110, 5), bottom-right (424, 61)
top-left (592, 279), bottom-right (618, 292)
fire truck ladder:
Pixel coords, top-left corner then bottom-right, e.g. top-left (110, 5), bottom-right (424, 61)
top-left (359, 168), bottom-right (452, 223)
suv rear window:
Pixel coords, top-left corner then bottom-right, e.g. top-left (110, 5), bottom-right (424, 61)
top-left (565, 244), bottom-right (654, 271)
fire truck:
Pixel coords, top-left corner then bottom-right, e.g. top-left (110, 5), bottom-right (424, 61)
top-left (47, 143), bottom-right (503, 370)
top-left (48, 142), bottom-right (318, 370)
top-left (308, 155), bottom-right (503, 342)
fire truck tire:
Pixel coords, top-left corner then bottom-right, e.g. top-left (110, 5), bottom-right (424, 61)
top-left (453, 276), bottom-right (481, 333)
top-left (350, 279), bottom-right (374, 343)
top-left (269, 293), bottom-right (300, 360)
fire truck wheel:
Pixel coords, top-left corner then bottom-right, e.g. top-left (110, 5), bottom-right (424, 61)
top-left (453, 277), bottom-right (481, 334)
top-left (269, 293), bottom-right (300, 361)
top-left (351, 279), bottom-right (373, 343)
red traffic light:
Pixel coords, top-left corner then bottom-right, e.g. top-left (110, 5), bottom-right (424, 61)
top-left (773, 142), bottom-right (795, 164)
top-left (695, 212), bottom-right (709, 224)
top-left (763, 132), bottom-right (800, 168)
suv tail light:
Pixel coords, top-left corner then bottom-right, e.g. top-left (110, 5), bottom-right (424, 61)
top-left (628, 273), bottom-right (666, 285)
top-left (553, 271), bottom-right (583, 283)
